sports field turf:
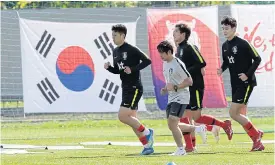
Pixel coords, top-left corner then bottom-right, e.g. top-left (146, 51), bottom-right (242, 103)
top-left (1, 117), bottom-right (274, 165)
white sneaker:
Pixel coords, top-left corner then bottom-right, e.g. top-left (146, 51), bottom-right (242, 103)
top-left (193, 146), bottom-right (198, 153)
top-left (169, 148), bottom-right (187, 156)
top-left (211, 125), bottom-right (221, 143)
top-left (196, 125), bottom-right (207, 144)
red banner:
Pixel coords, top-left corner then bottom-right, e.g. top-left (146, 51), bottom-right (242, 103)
top-left (147, 7), bottom-right (227, 109)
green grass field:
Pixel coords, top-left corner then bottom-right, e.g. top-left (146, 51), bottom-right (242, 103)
top-left (1, 117), bottom-right (274, 165)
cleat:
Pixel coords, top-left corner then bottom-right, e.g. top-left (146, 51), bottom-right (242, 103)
top-left (211, 125), bottom-right (221, 143)
top-left (250, 130), bottom-right (265, 151)
top-left (250, 142), bottom-right (265, 152)
top-left (145, 129), bottom-right (154, 148)
top-left (197, 125), bottom-right (207, 144)
top-left (185, 147), bottom-right (197, 153)
top-left (223, 120), bottom-right (233, 140)
top-left (169, 148), bottom-right (187, 156)
top-left (141, 147), bottom-right (154, 155)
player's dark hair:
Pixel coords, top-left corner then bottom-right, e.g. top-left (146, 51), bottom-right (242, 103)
top-left (157, 40), bottom-right (174, 54)
top-left (175, 23), bottom-right (191, 41)
top-left (221, 16), bottom-right (237, 28)
top-left (112, 24), bottom-right (127, 37)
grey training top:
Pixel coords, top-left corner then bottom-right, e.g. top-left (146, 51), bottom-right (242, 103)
top-left (163, 57), bottom-right (191, 104)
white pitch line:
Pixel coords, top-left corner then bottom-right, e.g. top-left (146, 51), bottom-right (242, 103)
top-left (1, 144), bottom-right (44, 149)
top-left (1, 144), bottom-right (104, 150)
top-left (0, 149), bottom-right (48, 155)
top-left (0, 149), bottom-right (29, 155)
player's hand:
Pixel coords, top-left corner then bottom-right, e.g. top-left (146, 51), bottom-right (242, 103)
top-left (160, 87), bottom-right (168, 95)
top-left (217, 68), bottom-right (222, 76)
top-left (124, 66), bottom-right (131, 74)
top-left (104, 62), bottom-right (111, 69)
top-left (166, 83), bottom-right (174, 91)
top-left (238, 73), bottom-right (248, 81)
top-left (201, 67), bottom-right (206, 76)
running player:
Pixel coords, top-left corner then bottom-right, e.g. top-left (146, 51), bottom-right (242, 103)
top-left (104, 24), bottom-right (154, 155)
top-left (218, 16), bottom-right (264, 151)
top-left (174, 23), bottom-right (233, 152)
top-left (158, 40), bottom-right (206, 156)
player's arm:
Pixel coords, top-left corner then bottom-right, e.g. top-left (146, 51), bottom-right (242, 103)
top-left (187, 45), bottom-right (206, 74)
top-left (245, 41), bottom-right (262, 77)
top-left (130, 47), bottom-right (151, 72)
top-left (107, 51), bottom-right (120, 74)
top-left (221, 44), bottom-right (229, 72)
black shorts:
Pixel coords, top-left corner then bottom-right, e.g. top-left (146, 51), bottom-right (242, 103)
top-left (166, 102), bottom-right (187, 118)
top-left (121, 86), bottom-right (143, 110)
top-left (232, 85), bottom-right (254, 105)
top-left (186, 88), bottom-right (204, 111)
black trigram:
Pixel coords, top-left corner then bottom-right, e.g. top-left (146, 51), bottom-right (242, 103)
top-left (99, 79), bottom-right (119, 104)
top-left (35, 30), bottom-right (55, 58)
top-left (37, 77), bottom-right (60, 104)
top-left (94, 32), bottom-right (115, 59)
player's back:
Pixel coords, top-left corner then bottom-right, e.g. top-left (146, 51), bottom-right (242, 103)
top-left (163, 58), bottom-right (190, 105)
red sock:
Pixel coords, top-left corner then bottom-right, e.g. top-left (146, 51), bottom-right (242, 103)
top-left (192, 136), bottom-right (196, 148)
top-left (180, 117), bottom-right (189, 123)
top-left (139, 136), bottom-right (148, 145)
top-left (206, 125), bottom-right (213, 132)
top-left (183, 133), bottom-right (193, 149)
top-left (180, 117), bottom-right (193, 149)
top-left (243, 122), bottom-right (259, 141)
top-left (137, 124), bottom-right (145, 132)
top-left (195, 115), bottom-right (226, 128)
top-left (243, 125), bottom-right (253, 141)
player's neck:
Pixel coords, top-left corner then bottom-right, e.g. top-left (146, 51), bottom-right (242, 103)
top-left (167, 56), bottom-right (174, 63)
top-left (227, 34), bottom-right (236, 41)
top-left (178, 38), bottom-right (186, 45)
top-left (117, 41), bottom-right (125, 47)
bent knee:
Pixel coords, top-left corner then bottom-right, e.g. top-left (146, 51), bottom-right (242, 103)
top-left (118, 107), bottom-right (131, 123)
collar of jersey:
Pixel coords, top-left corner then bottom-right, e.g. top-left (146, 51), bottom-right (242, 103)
top-left (118, 42), bottom-right (127, 48)
top-left (227, 36), bottom-right (238, 43)
top-left (178, 40), bottom-right (188, 46)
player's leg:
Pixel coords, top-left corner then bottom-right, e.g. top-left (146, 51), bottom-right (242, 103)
top-left (192, 87), bottom-right (221, 143)
top-left (229, 86), bottom-right (264, 151)
top-left (185, 88), bottom-right (207, 147)
top-left (167, 102), bottom-right (186, 156)
top-left (167, 103), bottom-right (205, 155)
top-left (130, 110), bottom-right (143, 137)
top-left (118, 87), bottom-right (154, 154)
top-left (178, 122), bottom-right (206, 135)
top-left (128, 108), bottom-right (154, 155)
top-left (192, 88), bottom-right (232, 141)
top-left (240, 104), bottom-right (247, 116)
top-left (179, 87), bottom-right (198, 151)
top-left (180, 109), bottom-right (194, 152)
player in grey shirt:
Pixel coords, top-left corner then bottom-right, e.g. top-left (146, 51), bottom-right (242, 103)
top-left (163, 54), bottom-right (190, 105)
top-left (157, 40), bottom-right (206, 156)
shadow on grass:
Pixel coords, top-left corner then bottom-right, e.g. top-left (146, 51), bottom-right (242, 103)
top-left (124, 150), bottom-right (274, 157)
top-left (124, 152), bottom-right (217, 157)
top-left (125, 152), bottom-right (171, 157)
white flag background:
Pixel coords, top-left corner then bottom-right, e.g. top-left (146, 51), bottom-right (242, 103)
top-left (19, 18), bottom-right (148, 113)
top-left (231, 5), bottom-right (275, 107)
